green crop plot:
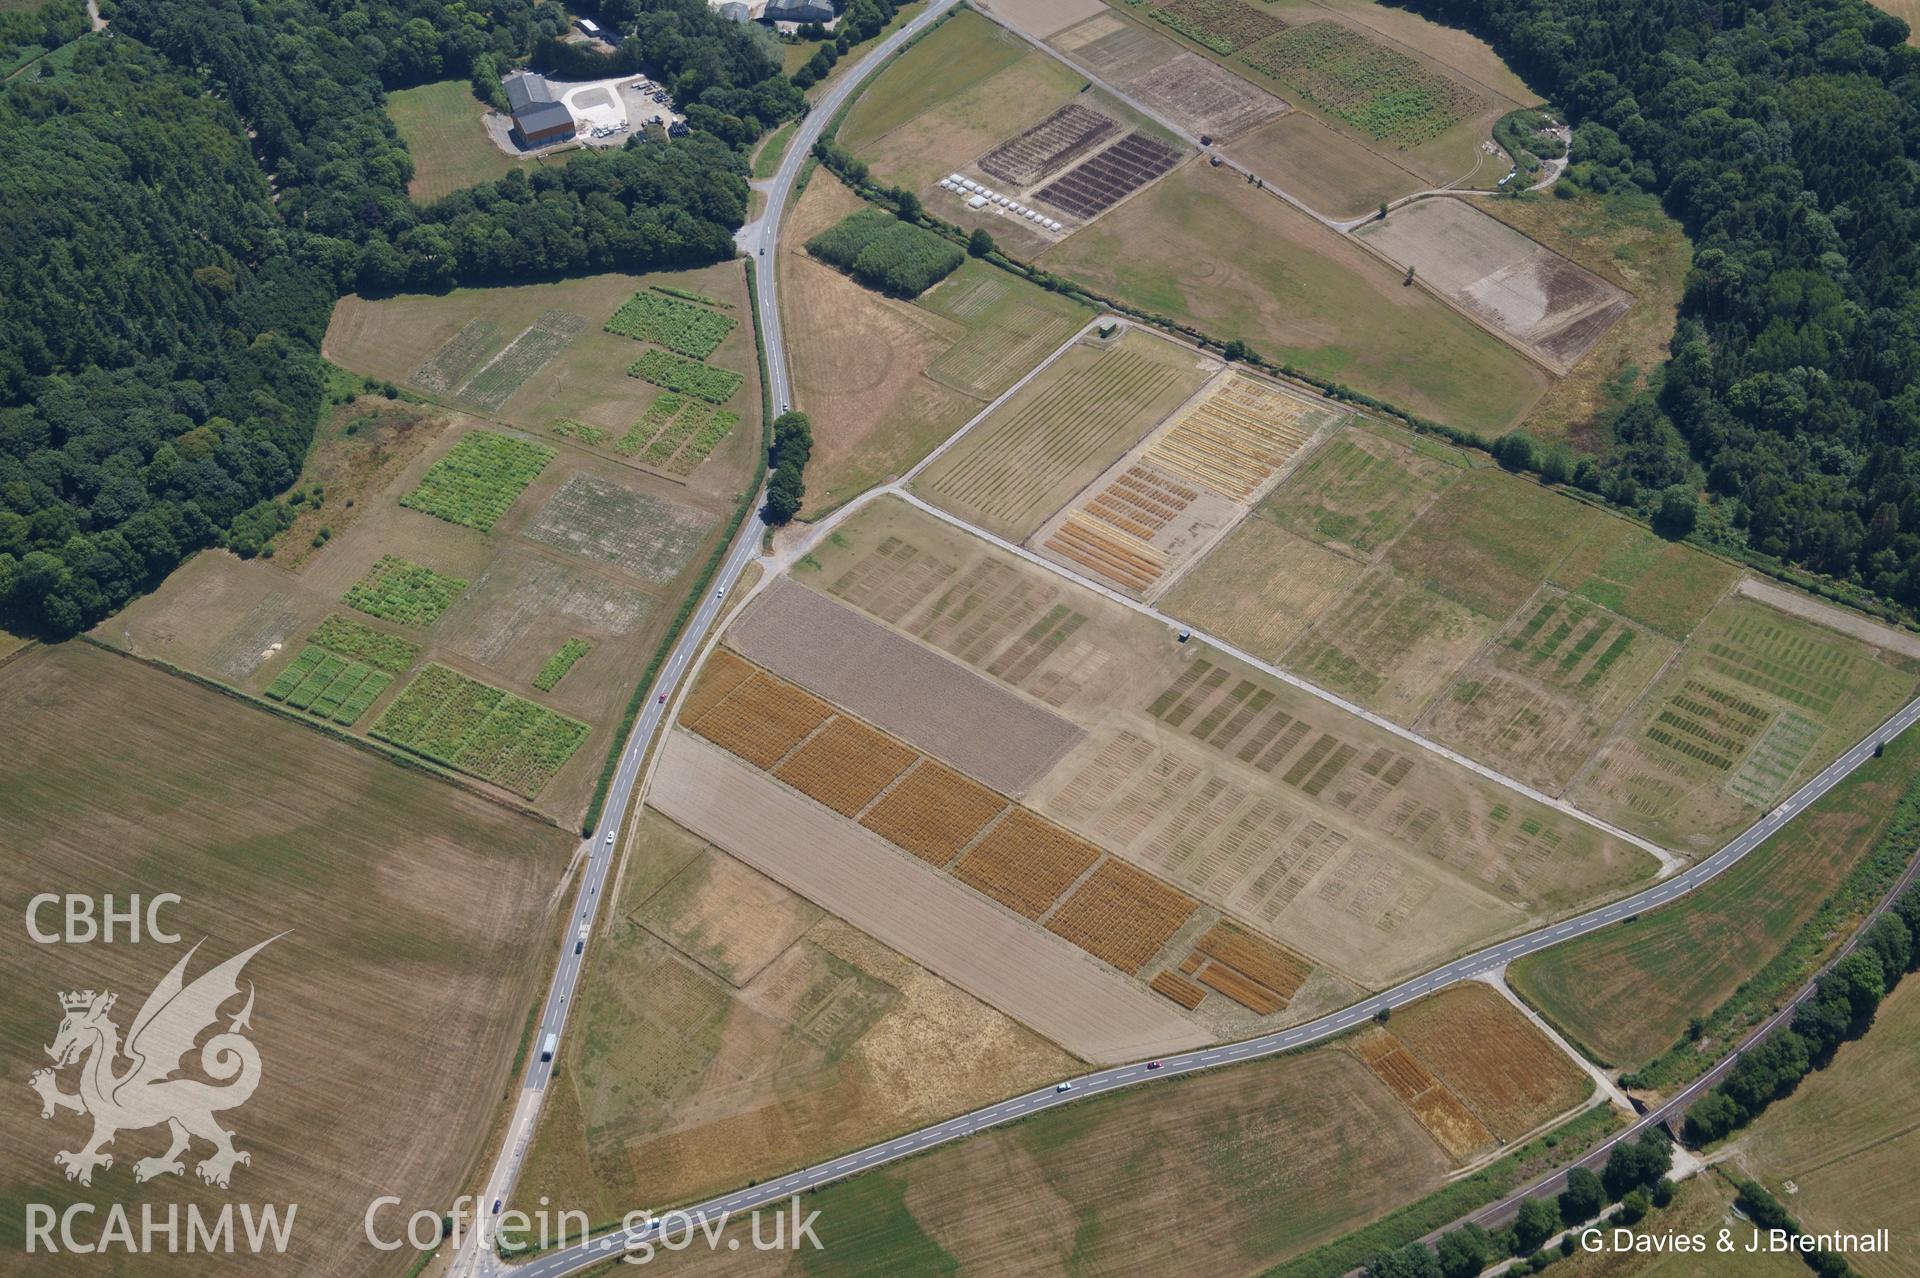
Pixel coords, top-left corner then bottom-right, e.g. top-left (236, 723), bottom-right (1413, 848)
top-left (265, 647), bottom-right (327, 701)
top-left (263, 643), bottom-right (393, 726)
top-left (371, 663), bottom-right (590, 798)
top-left (533, 639), bottom-right (592, 691)
top-left (344, 556), bottom-right (470, 627)
top-left (310, 613), bottom-right (423, 673)
top-left (1151, 0), bottom-right (1285, 55)
top-left (550, 418), bottom-right (612, 447)
top-left (1240, 22), bottom-right (1484, 147)
top-left (332, 672), bottom-right (393, 725)
top-left (670, 408), bottom-right (739, 475)
top-left (401, 431), bottom-right (555, 532)
top-left (604, 291), bottom-right (738, 358)
top-left (618, 394), bottom-right (687, 457)
top-left (627, 350), bottom-right (743, 405)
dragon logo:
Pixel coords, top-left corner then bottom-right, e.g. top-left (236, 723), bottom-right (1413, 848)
top-left (28, 937), bottom-right (278, 1190)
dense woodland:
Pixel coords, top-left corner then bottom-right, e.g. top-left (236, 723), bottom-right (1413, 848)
top-left (0, 0), bottom-right (791, 636)
top-left (7, 0), bottom-right (1920, 633)
top-left (0, 42), bottom-right (327, 635)
top-left (1410, 0), bottom-right (1920, 604)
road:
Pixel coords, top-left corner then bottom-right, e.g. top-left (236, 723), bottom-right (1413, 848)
top-left (500, 685), bottom-right (1920, 1276)
top-left (1434, 791), bottom-right (1920, 1252)
top-left (461, 2), bottom-right (1920, 1269)
top-left (448, 3), bottom-right (961, 1274)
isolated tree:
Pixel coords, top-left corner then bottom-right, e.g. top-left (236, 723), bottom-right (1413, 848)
top-left (1378, 200), bottom-right (1389, 220)
top-left (1365, 1241), bottom-right (1443, 1278)
top-left (1493, 431), bottom-right (1539, 473)
top-left (1617, 1189), bottom-right (1651, 1226)
top-left (1513, 1197), bottom-right (1561, 1253)
top-left (1404, 264), bottom-right (1417, 286)
top-left (1435, 1224), bottom-right (1491, 1278)
top-left (967, 227), bottom-right (995, 257)
top-left (1558, 1167), bottom-right (1606, 1225)
top-left (1602, 1131), bottom-right (1672, 1199)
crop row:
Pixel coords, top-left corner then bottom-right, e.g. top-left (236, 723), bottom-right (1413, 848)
top-left (344, 555), bottom-right (469, 627)
top-left (533, 638), bottom-right (592, 691)
top-left (264, 645), bottom-right (394, 726)
top-left (627, 350), bottom-right (744, 405)
top-left (400, 430), bottom-right (555, 532)
top-left (605, 291), bottom-right (738, 358)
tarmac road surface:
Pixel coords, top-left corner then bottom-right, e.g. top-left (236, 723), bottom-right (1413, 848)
top-left (502, 688), bottom-right (1920, 1275)
top-left (461, 0), bottom-right (1920, 1266)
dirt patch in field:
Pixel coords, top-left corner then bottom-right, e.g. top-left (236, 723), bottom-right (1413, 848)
top-left (651, 732), bottom-right (1210, 1062)
top-left (0, 644), bottom-right (571, 1278)
top-left (1355, 197), bottom-right (1631, 375)
top-left (728, 578), bottom-right (1085, 793)
top-left (1053, 11), bottom-right (1289, 139)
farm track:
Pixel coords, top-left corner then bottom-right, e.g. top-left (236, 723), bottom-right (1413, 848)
top-left (464, 7), bottom-right (1920, 1273)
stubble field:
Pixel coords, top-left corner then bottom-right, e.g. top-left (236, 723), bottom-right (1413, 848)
top-left (0, 644), bottom-right (573, 1277)
top-left (1039, 161), bottom-right (1548, 432)
top-left (594, 984), bottom-right (1587, 1278)
top-left (512, 808), bottom-right (1076, 1219)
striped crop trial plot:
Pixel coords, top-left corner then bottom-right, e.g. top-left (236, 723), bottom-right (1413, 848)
top-left (400, 430), bottom-right (555, 532)
top-left (371, 663), bottom-right (589, 798)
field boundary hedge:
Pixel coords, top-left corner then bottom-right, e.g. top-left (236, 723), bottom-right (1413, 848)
top-left (75, 635), bottom-right (564, 832)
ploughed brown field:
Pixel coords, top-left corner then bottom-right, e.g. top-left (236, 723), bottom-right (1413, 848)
top-left (0, 643), bottom-right (572, 1277)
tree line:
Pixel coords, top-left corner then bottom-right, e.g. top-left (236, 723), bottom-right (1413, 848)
top-left (1685, 878), bottom-right (1920, 1144)
top-left (1364, 1131), bottom-right (1674, 1277)
top-left (1403, 0), bottom-right (1920, 610)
